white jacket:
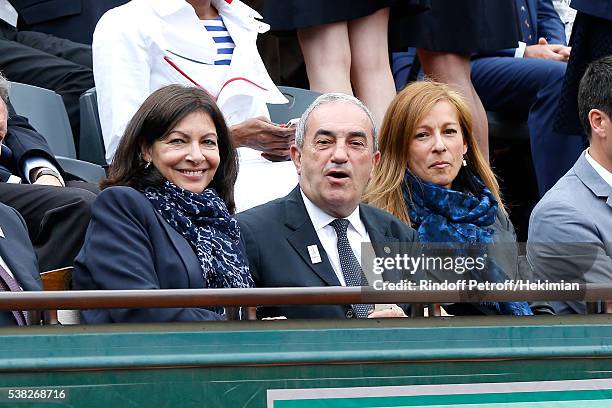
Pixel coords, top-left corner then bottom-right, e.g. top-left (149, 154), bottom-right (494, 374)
top-left (93, 0), bottom-right (296, 211)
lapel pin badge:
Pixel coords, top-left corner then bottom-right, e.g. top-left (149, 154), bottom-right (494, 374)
top-left (307, 244), bottom-right (322, 264)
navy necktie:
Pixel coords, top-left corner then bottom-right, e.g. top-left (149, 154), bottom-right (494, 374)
top-left (0, 262), bottom-right (28, 326)
top-left (329, 219), bottom-right (372, 318)
top-left (516, 0), bottom-right (534, 43)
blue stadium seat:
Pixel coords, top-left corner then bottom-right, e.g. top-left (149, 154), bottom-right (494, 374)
top-left (7, 82), bottom-right (105, 183)
top-left (56, 157), bottom-right (106, 184)
top-left (8, 81), bottom-right (77, 158)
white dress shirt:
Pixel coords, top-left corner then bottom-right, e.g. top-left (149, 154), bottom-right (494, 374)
top-left (301, 189), bottom-right (371, 286)
top-left (0, 0), bottom-right (17, 27)
top-left (586, 148), bottom-right (612, 188)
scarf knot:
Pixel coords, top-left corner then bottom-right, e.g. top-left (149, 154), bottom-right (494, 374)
top-left (403, 171), bottom-right (532, 316)
top-left (141, 182), bottom-right (254, 302)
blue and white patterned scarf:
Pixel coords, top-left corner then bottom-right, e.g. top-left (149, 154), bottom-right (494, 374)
top-left (141, 181), bottom-right (254, 291)
top-left (403, 170), bottom-right (532, 316)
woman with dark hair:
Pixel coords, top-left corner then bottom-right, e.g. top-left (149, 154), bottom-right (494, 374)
top-left (73, 85), bottom-right (253, 324)
top-left (364, 81), bottom-right (533, 316)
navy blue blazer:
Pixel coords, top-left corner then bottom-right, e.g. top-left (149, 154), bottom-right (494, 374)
top-left (237, 187), bottom-right (420, 319)
top-left (10, 0), bottom-right (128, 44)
top-left (0, 99), bottom-right (62, 183)
top-left (571, 0), bottom-right (612, 20)
top-left (73, 186), bottom-right (226, 323)
top-left (0, 203), bottom-right (42, 326)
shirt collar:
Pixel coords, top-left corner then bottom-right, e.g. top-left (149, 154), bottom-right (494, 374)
top-left (300, 189), bottom-right (367, 238)
top-left (585, 148), bottom-right (612, 188)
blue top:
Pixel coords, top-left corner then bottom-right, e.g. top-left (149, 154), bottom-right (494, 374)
top-left (203, 16), bottom-right (235, 66)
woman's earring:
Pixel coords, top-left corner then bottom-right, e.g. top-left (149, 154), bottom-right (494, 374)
top-left (462, 157), bottom-right (467, 167)
top-left (145, 160), bottom-right (151, 169)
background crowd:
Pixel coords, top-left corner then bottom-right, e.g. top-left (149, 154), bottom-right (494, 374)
top-left (0, 0), bottom-right (610, 325)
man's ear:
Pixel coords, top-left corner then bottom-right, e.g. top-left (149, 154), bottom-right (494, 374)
top-left (369, 150), bottom-right (381, 180)
top-left (290, 145), bottom-right (302, 175)
top-left (588, 109), bottom-right (608, 139)
top-left (372, 150), bottom-right (381, 168)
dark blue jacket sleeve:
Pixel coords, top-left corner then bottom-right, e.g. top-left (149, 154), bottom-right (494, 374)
top-left (537, 0), bottom-right (567, 44)
top-left (73, 188), bottom-right (224, 323)
top-left (472, 0), bottom-right (567, 59)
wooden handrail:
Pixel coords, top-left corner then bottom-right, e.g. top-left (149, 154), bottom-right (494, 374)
top-left (0, 285), bottom-right (609, 310)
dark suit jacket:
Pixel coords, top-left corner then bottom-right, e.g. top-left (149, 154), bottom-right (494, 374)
top-left (10, 0), bottom-right (128, 44)
top-left (73, 186), bottom-right (226, 323)
top-left (237, 187), bottom-right (420, 319)
top-left (0, 99), bottom-right (62, 183)
top-left (0, 203), bottom-right (42, 326)
top-left (527, 0), bottom-right (567, 44)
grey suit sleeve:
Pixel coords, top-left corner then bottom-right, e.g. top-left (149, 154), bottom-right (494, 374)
top-left (527, 199), bottom-right (612, 307)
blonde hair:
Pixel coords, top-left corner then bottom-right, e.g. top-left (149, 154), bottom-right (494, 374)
top-left (363, 80), bottom-right (505, 225)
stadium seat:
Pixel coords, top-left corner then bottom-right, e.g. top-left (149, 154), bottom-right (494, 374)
top-left (56, 157), bottom-right (106, 184)
top-left (267, 86), bottom-right (322, 124)
top-left (7, 82), bottom-right (105, 184)
top-left (8, 81), bottom-right (77, 158)
top-left (79, 87), bottom-right (106, 165)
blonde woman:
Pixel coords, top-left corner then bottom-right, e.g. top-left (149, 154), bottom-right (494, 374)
top-left (364, 80), bottom-right (532, 316)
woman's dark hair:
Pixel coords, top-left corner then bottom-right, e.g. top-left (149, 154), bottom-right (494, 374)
top-left (102, 84), bottom-right (238, 213)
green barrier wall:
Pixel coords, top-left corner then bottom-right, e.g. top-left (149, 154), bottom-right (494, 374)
top-left (0, 315), bottom-right (611, 407)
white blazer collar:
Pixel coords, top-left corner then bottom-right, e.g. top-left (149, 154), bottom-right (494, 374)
top-left (149, 0), bottom-right (189, 17)
top-left (149, 0), bottom-right (263, 21)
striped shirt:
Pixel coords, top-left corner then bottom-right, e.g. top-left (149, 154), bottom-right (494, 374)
top-left (203, 16), bottom-right (235, 66)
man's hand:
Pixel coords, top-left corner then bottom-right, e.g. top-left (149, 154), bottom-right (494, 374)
top-left (31, 167), bottom-right (65, 187)
top-left (34, 174), bottom-right (63, 187)
top-left (230, 117), bottom-right (295, 162)
top-left (367, 304), bottom-right (407, 318)
top-left (524, 37), bottom-right (571, 62)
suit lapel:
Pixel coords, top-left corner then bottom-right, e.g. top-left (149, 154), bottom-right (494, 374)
top-left (0, 233), bottom-right (19, 279)
top-left (360, 204), bottom-right (399, 257)
top-left (0, 219), bottom-right (39, 291)
top-left (153, 211), bottom-right (203, 287)
top-left (574, 152), bottom-right (612, 210)
top-left (284, 188), bottom-right (340, 287)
